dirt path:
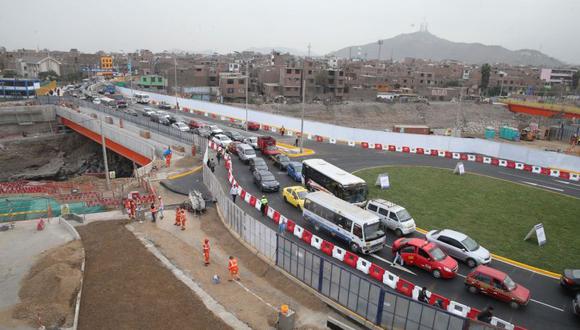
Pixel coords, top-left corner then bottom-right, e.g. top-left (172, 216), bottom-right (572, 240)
top-left (76, 220), bottom-right (231, 330)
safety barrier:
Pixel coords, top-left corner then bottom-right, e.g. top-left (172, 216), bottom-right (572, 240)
top-left (116, 87), bottom-right (579, 175)
top-left (204, 142), bottom-right (523, 329)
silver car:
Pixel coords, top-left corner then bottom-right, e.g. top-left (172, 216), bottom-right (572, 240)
top-left (426, 229), bottom-right (491, 268)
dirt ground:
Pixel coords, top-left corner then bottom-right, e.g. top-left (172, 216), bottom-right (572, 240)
top-left (11, 240), bottom-right (83, 329)
top-left (76, 220), bottom-right (231, 330)
top-left (131, 207), bottom-right (329, 329)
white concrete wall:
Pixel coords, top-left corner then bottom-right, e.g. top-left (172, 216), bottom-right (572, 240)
top-left (117, 87), bottom-right (580, 172)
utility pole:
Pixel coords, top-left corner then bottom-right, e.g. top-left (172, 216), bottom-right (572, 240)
top-left (300, 77), bottom-right (306, 153)
top-left (307, 43), bottom-right (311, 58)
top-left (100, 117), bottom-right (111, 190)
top-left (377, 40), bottom-right (383, 61)
top-left (245, 61), bottom-right (249, 131)
top-left (174, 56), bottom-right (178, 112)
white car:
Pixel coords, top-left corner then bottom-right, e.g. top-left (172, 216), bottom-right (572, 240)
top-left (92, 98), bottom-right (101, 104)
top-left (243, 136), bottom-right (258, 149)
top-left (209, 125), bottom-right (224, 135)
top-left (211, 134), bottom-right (232, 147)
top-left (365, 199), bottom-right (416, 236)
top-left (426, 229), bottom-right (491, 268)
top-left (172, 121), bottom-right (190, 132)
top-left (143, 108), bottom-right (156, 117)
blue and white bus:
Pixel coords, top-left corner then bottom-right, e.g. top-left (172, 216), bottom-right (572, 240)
top-left (303, 191), bottom-right (386, 254)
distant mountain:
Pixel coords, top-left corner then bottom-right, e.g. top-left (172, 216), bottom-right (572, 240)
top-left (245, 47), bottom-right (317, 57)
top-left (331, 31), bottom-right (564, 67)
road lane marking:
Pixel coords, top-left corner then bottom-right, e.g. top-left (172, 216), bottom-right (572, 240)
top-left (530, 299), bottom-right (565, 312)
top-left (555, 179), bottom-right (580, 188)
top-left (456, 273), bottom-right (467, 279)
top-left (520, 181), bottom-right (564, 192)
top-left (371, 254), bottom-right (417, 275)
top-left (500, 172), bottom-right (580, 191)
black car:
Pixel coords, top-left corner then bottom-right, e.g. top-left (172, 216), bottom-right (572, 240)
top-left (249, 157), bottom-right (268, 173)
top-left (271, 154), bottom-right (291, 170)
top-left (224, 130), bottom-right (245, 142)
top-left (194, 127), bottom-right (212, 138)
top-left (253, 170), bottom-right (280, 192)
top-left (573, 294), bottom-right (580, 316)
top-left (561, 269), bottom-right (580, 291)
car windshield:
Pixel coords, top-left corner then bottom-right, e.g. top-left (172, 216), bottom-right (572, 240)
top-left (343, 184), bottom-right (368, 203)
top-left (292, 164), bottom-right (302, 172)
top-left (262, 174), bottom-right (276, 181)
top-left (461, 236), bottom-right (480, 251)
top-left (297, 191), bottom-right (308, 199)
top-left (279, 156), bottom-right (290, 162)
top-left (396, 209), bottom-right (412, 222)
top-left (245, 149), bottom-right (256, 155)
top-left (253, 159), bottom-right (265, 165)
top-left (428, 247), bottom-right (447, 261)
top-left (503, 275), bottom-right (517, 291)
top-left (364, 222), bottom-right (384, 241)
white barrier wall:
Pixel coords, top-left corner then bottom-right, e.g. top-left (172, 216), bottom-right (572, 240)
top-left (118, 87), bottom-right (580, 172)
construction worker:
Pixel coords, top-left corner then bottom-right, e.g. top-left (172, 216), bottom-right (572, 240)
top-left (124, 198), bottom-right (131, 216)
top-left (174, 207), bottom-right (182, 226)
top-left (129, 199), bottom-right (136, 220)
top-left (228, 256), bottom-right (240, 281)
top-left (180, 208), bottom-right (187, 231)
top-left (158, 196), bottom-right (164, 219)
top-left (202, 238), bottom-right (210, 266)
top-left (163, 146), bottom-right (172, 168)
top-left (150, 203), bottom-right (158, 223)
top-left (260, 195), bottom-right (268, 216)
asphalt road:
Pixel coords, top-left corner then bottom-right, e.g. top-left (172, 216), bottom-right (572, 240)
top-left (101, 100), bottom-right (579, 329)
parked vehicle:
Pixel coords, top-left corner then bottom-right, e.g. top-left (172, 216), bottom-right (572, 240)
top-left (247, 121), bottom-right (260, 131)
top-left (249, 157), bottom-right (268, 173)
top-left (303, 191), bottom-right (385, 254)
top-left (195, 127), bottom-right (212, 138)
top-left (236, 143), bottom-right (256, 163)
top-left (224, 130), bottom-right (244, 142)
top-left (243, 136), bottom-right (258, 149)
top-left (253, 170), bottom-right (280, 192)
top-left (211, 134), bottom-right (232, 147)
top-left (282, 186), bottom-right (308, 210)
top-left (92, 98), bottom-right (101, 104)
top-left (271, 154), bottom-right (291, 170)
top-left (365, 199), bottom-right (416, 237)
top-left (465, 265), bottom-right (531, 309)
top-left (172, 121), bottom-right (190, 132)
top-left (286, 162), bottom-right (303, 182)
top-left (209, 125), bottom-right (224, 135)
top-left (227, 141), bottom-right (241, 155)
top-left (158, 101), bottom-right (171, 110)
top-left (123, 108), bottom-right (138, 116)
top-left (426, 229), bottom-right (491, 268)
top-left (189, 119), bottom-right (206, 129)
top-left (151, 112), bottom-right (170, 125)
top-left (159, 113), bottom-right (177, 124)
top-left (392, 238), bottom-right (458, 279)
top-left (257, 136), bottom-right (280, 156)
top-left (302, 158), bottom-right (368, 205)
top-left (561, 269), bottom-right (580, 291)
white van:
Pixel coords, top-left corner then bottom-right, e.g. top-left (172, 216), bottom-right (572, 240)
top-left (236, 143), bottom-right (256, 164)
top-left (365, 199), bottom-right (416, 237)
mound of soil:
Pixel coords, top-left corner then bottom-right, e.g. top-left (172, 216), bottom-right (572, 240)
top-left (12, 240), bottom-right (83, 328)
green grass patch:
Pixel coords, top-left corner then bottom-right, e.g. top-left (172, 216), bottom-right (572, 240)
top-left (356, 166), bottom-right (580, 273)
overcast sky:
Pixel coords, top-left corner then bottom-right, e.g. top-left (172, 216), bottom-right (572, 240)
top-left (0, 0), bottom-right (578, 64)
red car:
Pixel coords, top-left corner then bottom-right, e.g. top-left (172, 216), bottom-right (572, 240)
top-left (228, 141), bottom-right (241, 155)
top-left (189, 119), bottom-right (206, 129)
top-left (392, 238), bottom-right (458, 279)
top-left (247, 121), bottom-right (260, 131)
top-left (465, 265), bottom-right (530, 309)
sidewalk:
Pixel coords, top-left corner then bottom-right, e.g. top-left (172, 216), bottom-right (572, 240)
top-left (130, 203), bottom-right (329, 329)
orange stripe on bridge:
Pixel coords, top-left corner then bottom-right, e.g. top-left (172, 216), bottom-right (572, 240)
top-left (60, 117), bottom-right (152, 166)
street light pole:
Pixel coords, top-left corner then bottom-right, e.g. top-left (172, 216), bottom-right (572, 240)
top-left (174, 56), bottom-right (178, 112)
top-left (300, 78), bottom-right (306, 153)
top-left (245, 61), bottom-right (249, 131)
top-left (100, 117), bottom-right (111, 190)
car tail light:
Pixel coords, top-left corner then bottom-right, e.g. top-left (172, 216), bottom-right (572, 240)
top-left (563, 276), bottom-right (574, 285)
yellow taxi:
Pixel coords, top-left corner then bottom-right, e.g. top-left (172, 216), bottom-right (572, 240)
top-left (282, 186), bottom-right (309, 210)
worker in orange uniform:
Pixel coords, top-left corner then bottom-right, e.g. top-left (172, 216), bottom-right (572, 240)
top-left (180, 208), bottom-right (187, 231)
top-left (129, 200), bottom-right (136, 220)
top-left (202, 238), bottom-right (210, 266)
top-left (174, 207), bottom-right (182, 226)
top-left (228, 256), bottom-right (240, 281)
top-left (163, 146), bottom-right (172, 168)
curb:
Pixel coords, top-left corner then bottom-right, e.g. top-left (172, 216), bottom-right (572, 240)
top-left (276, 142), bottom-right (316, 157)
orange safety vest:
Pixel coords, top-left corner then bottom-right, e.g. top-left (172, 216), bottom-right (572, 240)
top-left (203, 243), bottom-right (210, 254)
top-left (228, 259), bottom-right (238, 272)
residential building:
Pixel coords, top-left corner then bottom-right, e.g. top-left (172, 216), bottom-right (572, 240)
top-left (0, 78), bottom-right (40, 99)
top-left (16, 56), bottom-right (61, 78)
top-left (100, 56), bottom-right (113, 70)
top-left (219, 72), bottom-right (246, 101)
top-left (138, 74), bottom-right (167, 89)
top-left (540, 68), bottom-right (577, 85)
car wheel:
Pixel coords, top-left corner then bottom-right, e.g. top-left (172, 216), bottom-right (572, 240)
top-left (467, 285), bottom-right (479, 294)
top-left (350, 242), bottom-right (360, 253)
top-left (283, 196), bottom-right (288, 203)
top-left (432, 269), bottom-right (442, 279)
top-left (395, 229), bottom-right (403, 237)
top-left (466, 258), bottom-right (477, 268)
top-left (509, 301), bottom-right (520, 309)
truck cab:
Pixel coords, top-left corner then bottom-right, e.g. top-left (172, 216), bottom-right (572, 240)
top-left (257, 136), bottom-right (280, 156)
top-left (365, 199), bottom-right (416, 236)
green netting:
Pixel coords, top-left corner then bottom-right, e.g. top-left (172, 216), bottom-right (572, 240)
top-left (0, 196), bottom-right (104, 222)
